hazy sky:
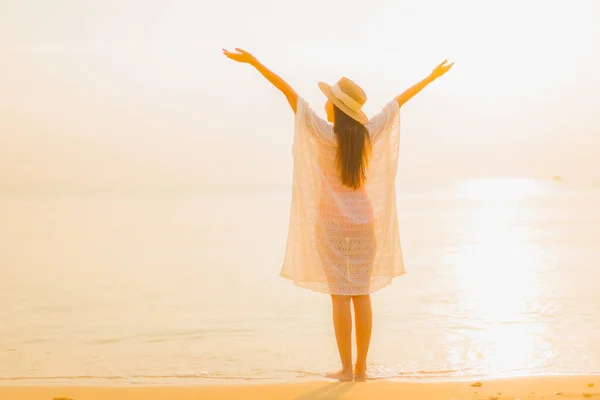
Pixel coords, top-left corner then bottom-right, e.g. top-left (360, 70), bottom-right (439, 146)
top-left (1, 0), bottom-right (599, 187)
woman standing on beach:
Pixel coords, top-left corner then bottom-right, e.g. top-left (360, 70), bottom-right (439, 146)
top-left (223, 48), bottom-right (453, 381)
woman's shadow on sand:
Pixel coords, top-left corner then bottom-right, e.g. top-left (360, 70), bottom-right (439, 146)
top-left (294, 382), bottom-right (356, 400)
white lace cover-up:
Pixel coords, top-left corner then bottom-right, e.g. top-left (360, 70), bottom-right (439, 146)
top-left (279, 97), bottom-right (405, 295)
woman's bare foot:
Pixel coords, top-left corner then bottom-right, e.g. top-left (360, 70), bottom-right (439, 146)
top-left (354, 365), bottom-right (367, 382)
top-left (325, 369), bottom-right (354, 382)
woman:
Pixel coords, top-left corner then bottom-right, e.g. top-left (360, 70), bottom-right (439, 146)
top-left (223, 48), bottom-right (453, 381)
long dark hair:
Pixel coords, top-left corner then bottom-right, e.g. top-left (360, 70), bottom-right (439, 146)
top-left (333, 106), bottom-right (372, 190)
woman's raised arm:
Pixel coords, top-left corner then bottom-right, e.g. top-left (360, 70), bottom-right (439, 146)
top-left (223, 48), bottom-right (298, 113)
top-left (395, 60), bottom-right (454, 108)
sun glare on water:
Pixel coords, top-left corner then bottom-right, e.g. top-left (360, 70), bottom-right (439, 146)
top-left (444, 179), bottom-right (552, 375)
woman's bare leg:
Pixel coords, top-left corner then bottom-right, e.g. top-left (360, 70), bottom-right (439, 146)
top-left (326, 294), bottom-right (353, 381)
top-left (351, 294), bottom-right (372, 380)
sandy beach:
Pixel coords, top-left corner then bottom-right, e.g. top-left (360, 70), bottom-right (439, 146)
top-left (1, 375), bottom-right (599, 400)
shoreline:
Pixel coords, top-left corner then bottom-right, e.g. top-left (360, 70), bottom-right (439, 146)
top-left (2, 374), bottom-right (600, 399)
top-left (2, 372), bottom-right (600, 386)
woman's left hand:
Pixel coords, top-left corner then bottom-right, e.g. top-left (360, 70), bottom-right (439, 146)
top-left (430, 60), bottom-right (455, 80)
top-left (222, 48), bottom-right (257, 65)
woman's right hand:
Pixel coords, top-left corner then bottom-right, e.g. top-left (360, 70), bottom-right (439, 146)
top-left (222, 47), bottom-right (298, 113)
top-left (222, 48), bottom-right (257, 65)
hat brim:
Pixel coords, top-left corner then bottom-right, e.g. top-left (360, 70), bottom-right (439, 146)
top-left (318, 82), bottom-right (368, 125)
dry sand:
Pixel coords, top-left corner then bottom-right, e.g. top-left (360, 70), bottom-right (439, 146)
top-left (1, 375), bottom-right (599, 399)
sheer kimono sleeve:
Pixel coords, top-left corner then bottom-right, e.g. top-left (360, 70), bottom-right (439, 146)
top-left (365, 100), bottom-right (399, 145)
top-left (297, 97), bottom-right (334, 144)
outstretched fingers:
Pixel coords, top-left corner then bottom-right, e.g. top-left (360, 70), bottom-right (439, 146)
top-left (222, 47), bottom-right (255, 64)
top-left (222, 48), bottom-right (243, 61)
top-left (436, 59), bottom-right (448, 69)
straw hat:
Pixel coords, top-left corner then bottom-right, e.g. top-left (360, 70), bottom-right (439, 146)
top-left (318, 77), bottom-right (368, 124)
